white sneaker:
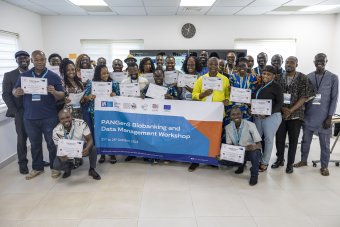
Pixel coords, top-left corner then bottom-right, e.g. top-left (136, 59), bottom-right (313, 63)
top-left (51, 169), bottom-right (61, 178)
top-left (25, 170), bottom-right (44, 180)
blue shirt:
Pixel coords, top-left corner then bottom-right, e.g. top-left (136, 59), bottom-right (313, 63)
top-left (15, 68), bottom-right (64, 120)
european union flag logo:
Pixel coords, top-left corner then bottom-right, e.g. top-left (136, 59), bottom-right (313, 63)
top-left (163, 105), bottom-right (171, 110)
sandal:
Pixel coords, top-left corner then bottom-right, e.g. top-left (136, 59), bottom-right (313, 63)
top-left (320, 167), bottom-right (330, 176)
top-left (293, 161), bottom-right (307, 168)
top-left (259, 164), bottom-right (268, 172)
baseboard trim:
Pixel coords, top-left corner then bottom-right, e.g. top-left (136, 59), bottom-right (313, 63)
top-left (0, 154), bottom-right (17, 169)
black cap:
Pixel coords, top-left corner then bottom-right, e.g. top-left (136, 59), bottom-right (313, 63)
top-left (15, 50), bottom-right (29, 58)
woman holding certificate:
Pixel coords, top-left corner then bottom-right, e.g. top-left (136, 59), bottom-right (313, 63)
top-left (83, 65), bottom-right (120, 164)
top-left (180, 56), bottom-right (202, 100)
top-left (252, 65), bottom-right (283, 172)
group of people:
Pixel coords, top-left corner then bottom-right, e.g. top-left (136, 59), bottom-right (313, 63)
top-left (2, 49), bottom-right (338, 186)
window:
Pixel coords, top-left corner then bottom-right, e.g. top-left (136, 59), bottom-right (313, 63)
top-left (0, 30), bottom-right (19, 110)
top-left (234, 39), bottom-right (296, 65)
top-left (80, 39), bottom-right (144, 69)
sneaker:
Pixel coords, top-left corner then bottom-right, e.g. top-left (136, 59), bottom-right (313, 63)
top-left (51, 169), bottom-right (61, 178)
top-left (19, 165), bottom-right (29, 175)
top-left (320, 167), bottom-right (330, 176)
top-left (188, 163), bottom-right (199, 172)
top-left (89, 168), bottom-right (101, 180)
top-left (293, 161), bottom-right (307, 168)
top-left (25, 170), bottom-right (44, 180)
top-left (249, 175), bottom-right (258, 186)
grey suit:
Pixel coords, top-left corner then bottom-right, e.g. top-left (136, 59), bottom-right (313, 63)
top-left (2, 68), bottom-right (28, 168)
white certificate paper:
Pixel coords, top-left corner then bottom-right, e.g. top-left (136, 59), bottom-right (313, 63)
top-left (120, 83), bottom-right (140, 97)
top-left (230, 87), bottom-right (252, 104)
top-left (146, 83), bottom-right (168, 100)
top-left (202, 77), bottom-right (222, 91)
top-left (57, 139), bottom-right (84, 158)
top-left (92, 82), bottom-right (112, 98)
top-left (68, 91), bottom-right (84, 107)
top-left (110, 72), bottom-right (128, 83)
top-left (80, 69), bottom-right (94, 82)
top-left (220, 143), bottom-right (245, 164)
top-left (21, 77), bottom-right (48, 95)
top-left (251, 99), bottom-right (272, 115)
top-left (48, 66), bottom-right (61, 77)
top-left (164, 71), bottom-right (178, 85)
top-left (177, 74), bottom-right (198, 88)
top-left (141, 73), bottom-right (155, 84)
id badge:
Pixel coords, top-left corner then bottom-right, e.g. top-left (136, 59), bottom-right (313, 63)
top-left (283, 93), bottom-right (291, 104)
top-left (313, 94), bottom-right (321, 105)
top-left (32, 94), bottom-right (41, 101)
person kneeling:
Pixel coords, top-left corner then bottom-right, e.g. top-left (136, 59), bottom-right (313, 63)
top-left (225, 107), bottom-right (262, 186)
top-left (52, 108), bottom-right (101, 180)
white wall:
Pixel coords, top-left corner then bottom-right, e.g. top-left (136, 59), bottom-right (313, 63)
top-left (333, 14), bottom-right (340, 114)
top-left (0, 1), bottom-right (43, 165)
top-left (42, 15), bottom-right (336, 74)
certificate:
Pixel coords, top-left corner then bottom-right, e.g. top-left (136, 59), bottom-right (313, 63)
top-left (145, 83), bottom-right (168, 100)
top-left (164, 71), bottom-right (178, 85)
top-left (80, 69), bottom-right (94, 82)
top-left (120, 83), bottom-right (141, 97)
top-left (251, 99), bottom-right (272, 115)
top-left (202, 77), bottom-right (222, 91)
top-left (220, 144), bottom-right (245, 164)
top-left (91, 82), bottom-right (112, 97)
top-left (177, 74), bottom-right (198, 88)
top-left (57, 139), bottom-right (84, 158)
top-left (141, 73), bottom-right (155, 84)
top-left (110, 72), bottom-right (128, 83)
top-left (21, 77), bottom-right (48, 95)
top-left (68, 91), bottom-right (84, 107)
top-left (230, 87), bottom-right (252, 104)
top-left (48, 66), bottom-right (61, 77)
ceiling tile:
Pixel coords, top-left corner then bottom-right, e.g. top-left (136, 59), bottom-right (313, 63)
top-left (177, 6), bottom-right (210, 15)
top-left (214, 0), bottom-right (253, 7)
top-left (105, 0), bottom-right (143, 7)
top-left (319, 0), bottom-right (340, 4)
top-left (249, 0), bottom-right (291, 6)
top-left (207, 6), bottom-right (243, 15)
top-left (4, 0), bottom-right (36, 6)
top-left (143, 0), bottom-right (179, 7)
top-left (284, 0), bottom-right (325, 6)
top-left (21, 4), bottom-right (59, 15)
top-left (145, 7), bottom-right (178, 15)
top-left (113, 7), bottom-right (146, 15)
top-left (236, 6), bottom-right (279, 15)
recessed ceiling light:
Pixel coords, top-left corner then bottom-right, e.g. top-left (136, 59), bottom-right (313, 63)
top-left (68, 0), bottom-right (108, 6)
top-left (180, 0), bottom-right (216, 7)
top-left (300, 5), bottom-right (340, 12)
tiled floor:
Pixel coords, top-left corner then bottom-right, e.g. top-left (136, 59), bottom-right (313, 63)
top-left (1, 136), bottom-right (340, 227)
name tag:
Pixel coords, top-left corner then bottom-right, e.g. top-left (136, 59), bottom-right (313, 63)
top-left (32, 94), bottom-right (41, 101)
top-left (313, 94), bottom-right (321, 105)
top-left (283, 93), bottom-right (291, 104)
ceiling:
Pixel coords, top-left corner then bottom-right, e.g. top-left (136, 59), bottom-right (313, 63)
top-left (4, 0), bottom-right (340, 16)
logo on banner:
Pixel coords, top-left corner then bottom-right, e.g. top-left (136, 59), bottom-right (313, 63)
top-left (101, 101), bottom-right (113, 107)
top-left (123, 103), bottom-right (131, 109)
top-left (114, 102), bottom-right (121, 109)
top-left (152, 104), bottom-right (159, 111)
top-left (141, 103), bottom-right (148, 110)
top-left (163, 105), bottom-right (172, 112)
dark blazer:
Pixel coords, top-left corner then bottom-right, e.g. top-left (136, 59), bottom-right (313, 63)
top-left (2, 68), bottom-right (23, 117)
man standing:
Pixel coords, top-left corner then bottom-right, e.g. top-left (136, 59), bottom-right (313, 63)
top-left (272, 56), bottom-right (314, 174)
top-left (271, 54), bottom-right (285, 77)
top-left (112, 59), bottom-right (123, 73)
top-left (225, 52), bottom-right (237, 76)
top-left (156, 52), bottom-right (165, 69)
top-left (2, 51), bottom-right (30, 174)
top-left (254, 52), bottom-right (268, 76)
top-left (13, 50), bottom-right (65, 179)
top-left (199, 50), bottom-right (209, 75)
top-left (294, 53), bottom-right (338, 176)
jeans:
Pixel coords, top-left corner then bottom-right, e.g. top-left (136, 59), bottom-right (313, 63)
top-left (239, 149), bottom-right (261, 176)
top-left (275, 119), bottom-right (303, 167)
top-left (14, 109), bottom-right (28, 168)
top-left (24, 117), bottom-right (59, 171)
top-left (254, 112), bottom-right (282, 165)
top-left (300, 126), bottom-right (331, 168)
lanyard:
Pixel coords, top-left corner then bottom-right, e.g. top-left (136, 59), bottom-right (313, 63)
top-left (256, 80), bottom-right (273, 99)
top-left (256, 67), bottom-right (261, 75)
top-left (314, 70), bottom-right (326, 92)
top-left (32, 69), bottom-right (48, 78)
top-left (64, 124), bottom-right (75, 140)
top-left (239, 74), bottom-right (249, 89)
top-left (232, 121), bottom-right (244, 146)
top-left (227, 67), bottom-right (233, 75)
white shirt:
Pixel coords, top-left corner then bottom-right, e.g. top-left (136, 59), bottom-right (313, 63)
top-left (121, 76), bottom-right (149, 91)
top-left (53, 119), bottom-right (91, 145)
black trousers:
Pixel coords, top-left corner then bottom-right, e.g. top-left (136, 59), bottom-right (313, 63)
top-left (275, 119), bottom-right (302, 167)
top-left (14, 109), bottom-right (28, 167)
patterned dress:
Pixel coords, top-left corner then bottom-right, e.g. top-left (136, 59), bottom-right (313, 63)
top-left (65, 84), bottom-right (84, 119)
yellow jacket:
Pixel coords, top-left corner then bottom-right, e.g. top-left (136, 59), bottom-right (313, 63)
top-left (192, 73), bottom-right (230, 102)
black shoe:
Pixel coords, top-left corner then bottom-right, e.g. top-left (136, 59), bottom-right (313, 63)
top-left (62, 169), bottom-right (72, 178)
top-left (89, 168), bottom-right (101, 180)
top-left (286, 165), bottom-right (294, 174)
top-left (43, 161), bottom-right (50, 167)
top-left (98, 155), bottom-right (105, 163)
top-left (110, 155), bottom-right (117, 164)
top-left (125, 156), bottom-right (135, 162)
top-left (249, 175), bottom-right (258, 186)
top-left (73, 158), bottom-right (83, 169)
top-left (19, 166), bottom-right (29, 175)
top-left (235, 166), bottom-right (244, 174)
top-left (188, 163), bottom-right (199, 172)
top-left (271, 160), bottom-right (284, 169)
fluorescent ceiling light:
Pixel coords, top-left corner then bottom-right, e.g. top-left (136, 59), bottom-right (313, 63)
top-left (300, 5), bottom-right (340, 12)
top-left (68, 0), bottom-right (108, 6)
top-left (180, 0), bottom-right (216, 7)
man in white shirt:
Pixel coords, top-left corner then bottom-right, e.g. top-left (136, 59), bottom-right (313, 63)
top-left (121, 63), bottom-right (148, 92)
